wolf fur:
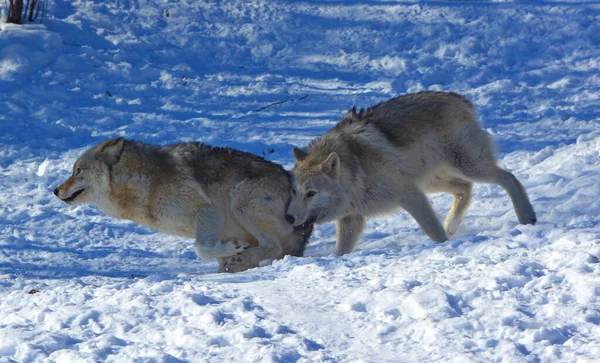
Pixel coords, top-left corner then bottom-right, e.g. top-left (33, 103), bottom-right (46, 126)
top-left (54, 138), bottom-right (312, 272)
top-left (287, 91), bottom-right (536, 255)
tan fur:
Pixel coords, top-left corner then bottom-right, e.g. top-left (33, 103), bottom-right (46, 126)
top-left (55, 138), bottom-right (312, 273)
top-left (56, 175), bottom-right (76, 194)
top-left (287, 91), bottom-right (536, 255)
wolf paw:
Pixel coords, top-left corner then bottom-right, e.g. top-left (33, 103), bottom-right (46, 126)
top-left (518, 209), bottom-right (537, 225)
top-left (195, 238), bottom-right (253, 260)
top-left (219, 252), bottom-right (258, 273)
top-left (229, 239), bottom-right (251, 251)
top-left (444, 219), bottom-right (461, 238)
top-left (519, 214), bottom-right (537, 225)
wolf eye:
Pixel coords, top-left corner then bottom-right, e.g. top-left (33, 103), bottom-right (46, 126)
top-left (292, 188), bottom-right (297, 196)
top-left (306, 191), bottom-right (317, 198)
top-left (75, 168), bottom-right (82, 176)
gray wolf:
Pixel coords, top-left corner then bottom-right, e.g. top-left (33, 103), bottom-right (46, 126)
top-left (54, 138), bottom-right (312, 272)
top-left (286, 91), bottom-right (536, 255)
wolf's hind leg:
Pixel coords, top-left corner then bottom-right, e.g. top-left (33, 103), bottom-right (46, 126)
top-left (334, 215), bottom-right (365, 256)
top-left (460, 167), bottom-right (536, 225)
top-left (447, 125), bottom-right (536, 225)
top-left (398, 185), bottom-right (448, 243)
top-left (436, 179), bottom-right (473, 237)
top-left (485, 168), bottom-right (536, 225)
top-left (230, 180), bottom-right (288, 265)
top-left (195, 207), bottom-right (250, 259)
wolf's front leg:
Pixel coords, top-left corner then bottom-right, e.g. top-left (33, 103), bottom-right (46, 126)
top-left (195, 207), bottom-right (250, 259)
top-left (334, 215), bottom-right (366, 256)
top-left (398, 186), bottom-right (448, 243)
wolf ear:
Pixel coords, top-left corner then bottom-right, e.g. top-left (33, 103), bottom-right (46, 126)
top-left (345, 106), bottom-right (358, 119)
top-left (292, 147), bottom-right (308, 162)
top-left (322, 152), bottom-right (340, 179)
top-left (99, 137), bottom-right (125, 165)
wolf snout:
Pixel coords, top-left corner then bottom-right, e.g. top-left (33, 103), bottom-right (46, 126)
top-left (292, 217), bottom-right (316, 231)
top-left (55, 188), bottom-right (86, 203)
top-left (285, 214), bottom-right (296, 224)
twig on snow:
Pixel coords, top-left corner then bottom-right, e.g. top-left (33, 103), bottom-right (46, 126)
top-left (253, 99), bottom-right (289, 113)
top-left (252, 94), bottom-right (309, 113)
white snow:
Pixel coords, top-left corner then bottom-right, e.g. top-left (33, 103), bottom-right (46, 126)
top-left (1, 0), bottom-right (599, 362)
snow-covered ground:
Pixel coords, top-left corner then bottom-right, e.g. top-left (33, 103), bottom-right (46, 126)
top-left (1, 0), bottom-right (600, 361)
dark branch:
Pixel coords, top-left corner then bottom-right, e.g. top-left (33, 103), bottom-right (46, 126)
top-left (253, 100), bottom-right (289, 113)
top-left (252, 94), bottom-right (310, 113)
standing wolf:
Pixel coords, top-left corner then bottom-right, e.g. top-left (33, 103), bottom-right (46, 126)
top-left (286, 91), bottom-right (536, 255)
top-left (54, 138), bottom-right (312, 272)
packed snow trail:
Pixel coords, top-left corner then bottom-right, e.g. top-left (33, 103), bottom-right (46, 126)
top-left (1, 0), bottom-right (599, 361)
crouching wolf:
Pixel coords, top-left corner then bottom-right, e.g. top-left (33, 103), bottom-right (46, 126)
top-left (286, 91), bottom-right (536, 255)
top-left (54, 138), bottom-right (313, 272)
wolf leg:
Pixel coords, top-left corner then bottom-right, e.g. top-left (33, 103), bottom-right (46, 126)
top-left (229, 180), bottom-right (288, 268)
top-left (195, 207), bottom-right (250, 259)
top-left (447, 126), bottom-right (536, 225)
top-left (334, 215), bottom-right (366, 256)
top-left (221, 223), bottom-right (313, 272)
top-left (459, 166), bottom-right (536, 225)
top-left (398, 186), bottom-right (448, 242)
top-left (233, 213), bottom-right (286, 265)
top-left (433, 179), bottom-right (473, 237)
top-left (482, 168), bottom-right (536, 225)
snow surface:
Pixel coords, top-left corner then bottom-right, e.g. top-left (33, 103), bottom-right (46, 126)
top-left (1, 0), bottom-right (600, 361)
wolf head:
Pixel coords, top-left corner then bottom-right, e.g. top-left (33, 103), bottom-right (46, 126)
top-left (286, 147), bottom-right (348, 228)
top-left (53, 137), bottom-right (125, 206)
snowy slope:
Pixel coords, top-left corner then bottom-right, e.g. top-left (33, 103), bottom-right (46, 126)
top-left (1, 0), bottom-right (600, 361)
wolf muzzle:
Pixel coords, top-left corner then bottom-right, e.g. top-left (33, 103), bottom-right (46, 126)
top-left (54, 175), bottom-right (85, 203)
top-left (293, 218), bottom-right (315, 231)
